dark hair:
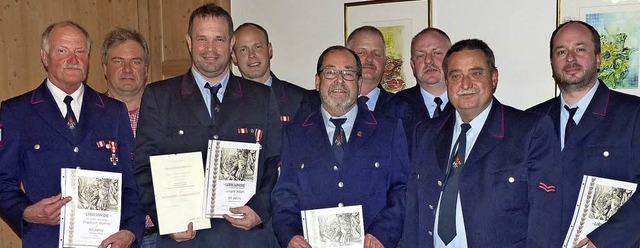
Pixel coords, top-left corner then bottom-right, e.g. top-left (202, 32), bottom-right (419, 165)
top-left (549, 20), bottom-right (601, 58)
top-left (411, 27), bottom-right (451, 49)
top-left (235, 22), bottom-right (269, 43)
top-left (41, 21), bottom-right (91, 53)
top-left (188, 3), bottom-right (233, 37)
top-left (443, 39), bottom-right (496, 74)
top-left (101, 27), bottom-right (150, 66)
top-left (316, 45), bottom-right (362, 78)
top-left (346, 25), bottom-right (385, 49)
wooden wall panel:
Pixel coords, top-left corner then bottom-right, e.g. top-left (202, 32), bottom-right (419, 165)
top-left (0, 0), bottom-right (139, 101)
top-left (0, 0), bottom-right (229, 246)
top-left (147, 0), bottom-right (230, 81)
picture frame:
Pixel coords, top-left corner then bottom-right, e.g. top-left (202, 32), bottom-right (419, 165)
top-left (345, 0), bottom-right (431, 93)
top-left (558, 0), bottom-right (640, 96)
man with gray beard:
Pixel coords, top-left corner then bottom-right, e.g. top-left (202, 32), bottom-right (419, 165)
top-left (272, 45), bottom-right (408, 248)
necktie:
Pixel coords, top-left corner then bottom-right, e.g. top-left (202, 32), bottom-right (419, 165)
top-left (64, 96), bottom-right (78, 136)
top-left (564, 105), bottom-right (578, 146)
top-left (433, 97), bottom-right (443, 118)
top-left (205, 83), bottom-right (222, 124)
top-left (330, 118), bottom-right (347, 162)
top-left (358, 96), bottom-right (370, 111)
top-left (438, 123), bottom-right (471, 245)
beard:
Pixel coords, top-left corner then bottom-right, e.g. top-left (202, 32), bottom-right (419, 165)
top-left (553, 63), bottom-right (599, 92)
top-left (319, 88), bottom-right (357, 115)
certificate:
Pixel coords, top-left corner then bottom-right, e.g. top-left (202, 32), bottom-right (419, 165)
top-left (563, 175), bottom-right (637, 247)
top-left (59, 168), bottom-right (121, 247)
top-left (301, 205), bottom-right (365, 248)
top-left (150, 152), bottom-right (211, 235)
top-left (203, 140), bottom-right (260, 218)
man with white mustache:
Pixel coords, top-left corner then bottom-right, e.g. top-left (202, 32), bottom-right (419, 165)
top-left (272, 45), bottom-right (409, 248)
top-left (528, 20), bottom-right (640, 247)
top-left (397, 28), bottom-right (454, 119)
top-left (403, 39), bottom-right (563, 247)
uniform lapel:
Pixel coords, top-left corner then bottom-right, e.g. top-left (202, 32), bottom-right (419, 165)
top-left (271, 72), bottom-right (288, 105)
top-left (180, 71), bottom-right (214, 127)
top-left (31, 80), bottom-right (74, 143)
top-left (218, 73), bottom-right (245, 126)
top-left (301, 111), bottom-right (334, 160)
top-left (345, 107), bottom-right (378, 158)
top-left (75, 85), bottom-right (106, 141)
top-left (463, 99), bottom-right (504, 169)
top-left (435, 112), bottom-right (455, 174)
top-left (565, 81), bottom-right (608, 148)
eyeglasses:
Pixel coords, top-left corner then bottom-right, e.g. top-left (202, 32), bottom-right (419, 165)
top-left (320, 68), bottom-right (358, 81)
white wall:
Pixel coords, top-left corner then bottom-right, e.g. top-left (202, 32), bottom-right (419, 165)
top-left (231, 0), bottom-right (558, 109)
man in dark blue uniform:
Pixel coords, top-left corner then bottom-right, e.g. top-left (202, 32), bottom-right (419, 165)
top-left (0, 21), bottom-right (144, 247)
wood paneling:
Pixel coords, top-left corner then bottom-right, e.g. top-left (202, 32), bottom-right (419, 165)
top-left (146, 0), bottom-right (230, 81)
top-left (0, 0), bottom-right (230, 246)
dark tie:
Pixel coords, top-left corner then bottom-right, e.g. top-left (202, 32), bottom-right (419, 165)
top-left (564, 105), bottom-right (578, 146)
top-left (433, 97), bottom-right (443, 118)
top-left (205, 83), bottom-right (222, 124)
top-left (63, 96), bottom-right (78, 136)
top-left (438, 123), bottom-right (471, 245)
top-left (358, 96), bottom-right (370, 111)
top-left (330, 118), bottom-right (347, 162)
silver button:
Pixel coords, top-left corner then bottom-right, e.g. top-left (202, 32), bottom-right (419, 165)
top-left (338, 182), bottom-right (344, 187)
top-left (178, 130), bottom-right (184, 135)
top-left (333, 165), bottom-right (339, 171)
top-left (508, 177), bottom-right (515, 183)
top-left (416, 174), bottom-right (420, 180)
top-left (374, 162), bottom-right (380, 168)
top-left (428, 231), bottom-right (433, 236)
top-left (300, 163), bottom-right (304, 169)
top-left (603, 151), bottom-right (609, 157)
top-left (73, 147), bottom-right (79, 153)
top-left (429, 205), bottom-right (433, 210)
top-left (105, 143), bottom-right (111, 149)
top-left (437, 181), bottom-right (442, 186)
top-left (34, 144), bottom-right (40, 150)
top-left (338, 202), bottom-right (344, 207)
top-left (213, 135), bottom-right (219, 139)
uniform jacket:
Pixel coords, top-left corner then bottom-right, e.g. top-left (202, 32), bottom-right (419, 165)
top-left (0, 81), bottom-right (144, 247)
top-left (272, 106), bottom-right (409, 248)
top-left (270, 72), bottom-right (305, 124)
top-left (133, 70), bottom-right (281, 247)
top-left (527, 80), bottom-right (640, 247)
top-left (403, 98), bottom-right (563, 247)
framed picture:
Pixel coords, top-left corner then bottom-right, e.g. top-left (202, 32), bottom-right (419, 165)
top-left (558, 0), bottom-right (640, 95)
top-left (345, 0), bottom-right (431, 93)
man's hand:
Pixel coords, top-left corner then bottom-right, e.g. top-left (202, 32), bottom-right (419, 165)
top-left (364, 234), bottom-right (384, 248)
top-left (169, 222), bottom-right (196, 242)
top-left (223, 206), bottom-right (262, 230)
top-left (575, 237), bottom-right (597, 248)
top-left (23, 194), bottom-right (71, 225)
top-left (287, 235), bottom-right (311, 248)
top-left (99, 230), bottom-right (135, 248)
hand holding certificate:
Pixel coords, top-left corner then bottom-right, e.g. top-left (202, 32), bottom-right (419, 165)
top-left (150, 152), bottom-right (211, 235)
top-left (563, 175), bottom-right (637, 247)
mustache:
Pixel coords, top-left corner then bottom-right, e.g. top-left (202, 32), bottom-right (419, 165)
top-left (456, 88), bottom-right (480, 95)
top-left (564, 63), bottom-right (582, 70)
top-left (64, 64), bottom-right (82, 69)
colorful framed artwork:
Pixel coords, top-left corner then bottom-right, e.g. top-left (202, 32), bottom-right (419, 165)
top-left (558, 0), bottom-right (640, 95)
top-left (345, 0), bottom-right (431, 93)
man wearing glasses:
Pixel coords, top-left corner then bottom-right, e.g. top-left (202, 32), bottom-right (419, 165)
top-left (271, 45), bottom-right (409, 248)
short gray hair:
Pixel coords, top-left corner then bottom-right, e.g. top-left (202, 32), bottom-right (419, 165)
top-left (41, 21), bottom-right (91, 53)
